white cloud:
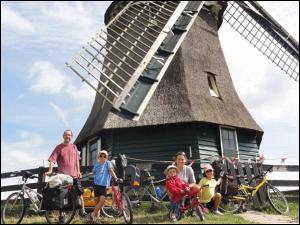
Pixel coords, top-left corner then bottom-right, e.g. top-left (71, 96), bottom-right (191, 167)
top-left (1, 4), bottom-right (34, 32)
top-left (28, 60), bottom-right (96, 103)
top-left (49, 102), bottom-right (69, 127)
top-left (28, 61), bottom-right (68, 94)
top-left (1, 130), bottom-right (48, 172)
top-left (2, 2), bottom-right (112, 51)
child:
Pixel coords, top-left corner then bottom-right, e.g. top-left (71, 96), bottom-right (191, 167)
top-left (90, 150), bottom-right (118, 222)
top-left (165, 165), bottom-right (199, 221)
top-left (198, 164), bottom-right (223, 215)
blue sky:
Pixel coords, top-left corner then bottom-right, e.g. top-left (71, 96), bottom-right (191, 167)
top-left (1, 1), bottom-right (299, 175)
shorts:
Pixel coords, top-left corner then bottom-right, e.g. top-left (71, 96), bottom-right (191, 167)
top-left (204, 199), bottom-right (215, 209)
top-left (73, 178), bottom-right (84, 195)
top-left (93, 184), bottom-right (107, 197)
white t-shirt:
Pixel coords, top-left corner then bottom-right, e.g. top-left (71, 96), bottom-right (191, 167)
top-left (178, 165), bottom-right (196, 184)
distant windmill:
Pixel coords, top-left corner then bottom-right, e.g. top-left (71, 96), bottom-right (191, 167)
top-left (66, 1), bottom-right (298, 175)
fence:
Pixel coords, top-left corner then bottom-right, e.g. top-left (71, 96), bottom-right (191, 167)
top-left (1, 162), bottom-right (299, 203)
top-left (212, 160), bottom-right (299, 204)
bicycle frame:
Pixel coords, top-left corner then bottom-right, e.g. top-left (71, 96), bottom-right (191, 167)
top-left (112, 184), bottom-right (123, 209)
top-left (178, 195), bottom-right (202, 213)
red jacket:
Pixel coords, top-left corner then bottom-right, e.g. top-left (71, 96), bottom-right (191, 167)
top-left (166, 176), bottom-right (189, 202)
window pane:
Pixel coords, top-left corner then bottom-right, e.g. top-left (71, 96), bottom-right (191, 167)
top-left (228, 130), bottom-right (234, 140)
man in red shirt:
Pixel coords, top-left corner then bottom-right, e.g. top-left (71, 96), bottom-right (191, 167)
top-left (45, 129), bottom-right (86, 218)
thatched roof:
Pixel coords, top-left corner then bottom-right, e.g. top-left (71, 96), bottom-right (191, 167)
top-left (75, 4), bottom-right (263, 145)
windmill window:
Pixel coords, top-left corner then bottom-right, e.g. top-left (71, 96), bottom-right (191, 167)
top-left (89, 140), bottom-right (98, 166)
top-left (207, 73), bottom-right (220, 97)
top-left (220, 127), bottom-right (239, 159)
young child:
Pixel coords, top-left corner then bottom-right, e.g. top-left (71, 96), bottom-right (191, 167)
top-left (198, 164), bottom-right (223, 215)
top-left (165, 165), bottom-right (199, 221)
top-left (90, 150), bottom-right (118, 222)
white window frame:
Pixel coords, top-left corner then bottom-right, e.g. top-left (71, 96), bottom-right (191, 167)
top-left (87, 136), bottom-right (99, 166)
top-left (207, 73), bottom-right (220, 97)
top-left (219, 126), bottom-right (239, 159)
top-left (81, 146), bottom-right (86, 166)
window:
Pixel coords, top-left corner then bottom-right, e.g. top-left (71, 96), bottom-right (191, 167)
top-left (220, 127), bottom-right (238, 158)
top-left (89, 141), bottom-right (98, 166)
top-left (207, 73), bottom-right (220, 97)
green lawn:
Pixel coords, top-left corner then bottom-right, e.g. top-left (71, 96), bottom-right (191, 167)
top-left (2, 201), bottom-right (298, 224)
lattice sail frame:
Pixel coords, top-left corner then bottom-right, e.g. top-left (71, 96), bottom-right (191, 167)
top-left (224, 1), bottom-right (299, 82)
top-left (66, 1), bottom-right (190, 109)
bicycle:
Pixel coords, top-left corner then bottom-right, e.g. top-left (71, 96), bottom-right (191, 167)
top-left (1, 171), bottom-right (44, 224)
top-left (219, 166), bottom-right (289, 214)
top-left (125, 172), bottom-right (168, 210)
top-left (100, 178), bottom-right (133, 224)
top-left (1, 171), bottom-right (77, 224)
top-left (169, 191), bottom-right (205, 221)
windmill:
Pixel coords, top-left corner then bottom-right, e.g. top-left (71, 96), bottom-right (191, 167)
top-left (66, 1), bottom-right (298, 176)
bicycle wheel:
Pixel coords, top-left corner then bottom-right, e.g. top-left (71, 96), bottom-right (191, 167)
top-left (219, 190), bottom-right (243, 213)
top-left (1, 192), bottom-right (26, 224)
top-left (45, 191), bottom-right (77, 224)
top-left (267, 183), bottom-right (289, 214)
top-left (101, 194), bottom-right (123, 218)
top-left (122, 193), bottom-right (133, 224)
top-left (196, 205), bottom-right (205, 221)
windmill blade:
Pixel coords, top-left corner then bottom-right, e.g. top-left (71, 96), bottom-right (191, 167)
top-left (66, 1), bottom-right (205, 120)
top-left (223, 1), bottom-right (299, 82)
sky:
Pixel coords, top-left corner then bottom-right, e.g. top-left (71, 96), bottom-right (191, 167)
top-left (1, 1), bottom-right (299, 176)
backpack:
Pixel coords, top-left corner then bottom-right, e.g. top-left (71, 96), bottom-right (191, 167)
top-left (114, 154), bottom-right (128, 179)
top-left (220, 175), bottom-right (238, 196)
top-left (124, 165), bottom-right (141, 187)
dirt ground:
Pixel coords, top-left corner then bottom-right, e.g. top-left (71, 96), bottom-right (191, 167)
top-left (239, 210), bottom-right (298, 224)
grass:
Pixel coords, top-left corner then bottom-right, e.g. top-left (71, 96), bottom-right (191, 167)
top-left (2, 201), bottom-right (255, 224)
top-left (261, 201), bottom-right (299, 221)
top-left (3, 201), bottom-right (298, 224)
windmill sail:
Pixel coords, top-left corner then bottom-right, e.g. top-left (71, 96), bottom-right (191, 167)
top-left (223, 1), bottom-right (299, 82)
top-left (67, 1), bottom-right (205, 120)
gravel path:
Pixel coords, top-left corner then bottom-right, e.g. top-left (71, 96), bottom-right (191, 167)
top-left (238, 210), bottom-right (298, 224)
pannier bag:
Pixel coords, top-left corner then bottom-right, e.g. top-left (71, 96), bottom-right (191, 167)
top-left (140, 169), bottom-right (152, 186)
top-left (124, 165), bottom-right (141, 187)
top-left (41, 186), bottom-right (70, 210)
top-left (220, 175), bottom-right (239, 196)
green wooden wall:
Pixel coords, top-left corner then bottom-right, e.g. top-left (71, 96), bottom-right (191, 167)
top-left (99, 122), bottom-right (260, 180)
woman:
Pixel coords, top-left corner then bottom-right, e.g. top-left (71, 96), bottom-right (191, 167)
top-left (174, 152), bottom-right (201, 195)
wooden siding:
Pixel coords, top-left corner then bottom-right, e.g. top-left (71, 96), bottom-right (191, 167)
top-left (196, 124), bottom-right (221, 168)
top-left (87, 122), bottom-right (259, 180)
top-left (237, 128), bottom-right (259, 162)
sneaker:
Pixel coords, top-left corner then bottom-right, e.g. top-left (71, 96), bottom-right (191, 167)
top-left (59, 215), bottom-right (65, 224)
top-left (213, 209), bottom-right (224, 216)
top-left (170, 213), bottom-right (177, 222)
top-left (79, 209), bottom-right (88, 217)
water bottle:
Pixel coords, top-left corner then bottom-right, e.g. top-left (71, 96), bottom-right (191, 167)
top-left (155, 187), bottom-right (163, 200)
top-left (28, 190), bottom-right (39, 204)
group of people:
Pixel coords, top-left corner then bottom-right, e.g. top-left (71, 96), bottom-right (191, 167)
top-left (165, 152), bottom-right (223, 221)
top-left (45, 129), bottom-right (223, 223)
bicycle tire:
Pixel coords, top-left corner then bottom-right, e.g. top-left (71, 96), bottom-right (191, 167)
top-left (44, 190), bottom-right (77, 224)
top-left (267, 183), bottom-right (289, 214)
top-left (122, 193), bottom-right (133, 224)
top-left (196, 205), bottom-right (205, 221)
top-left (219, 190), bottom-right (243, 213)
top-left (168, 206), bottom-right (182, 221)
top-left (1, 192), bottom-right (26, 224)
